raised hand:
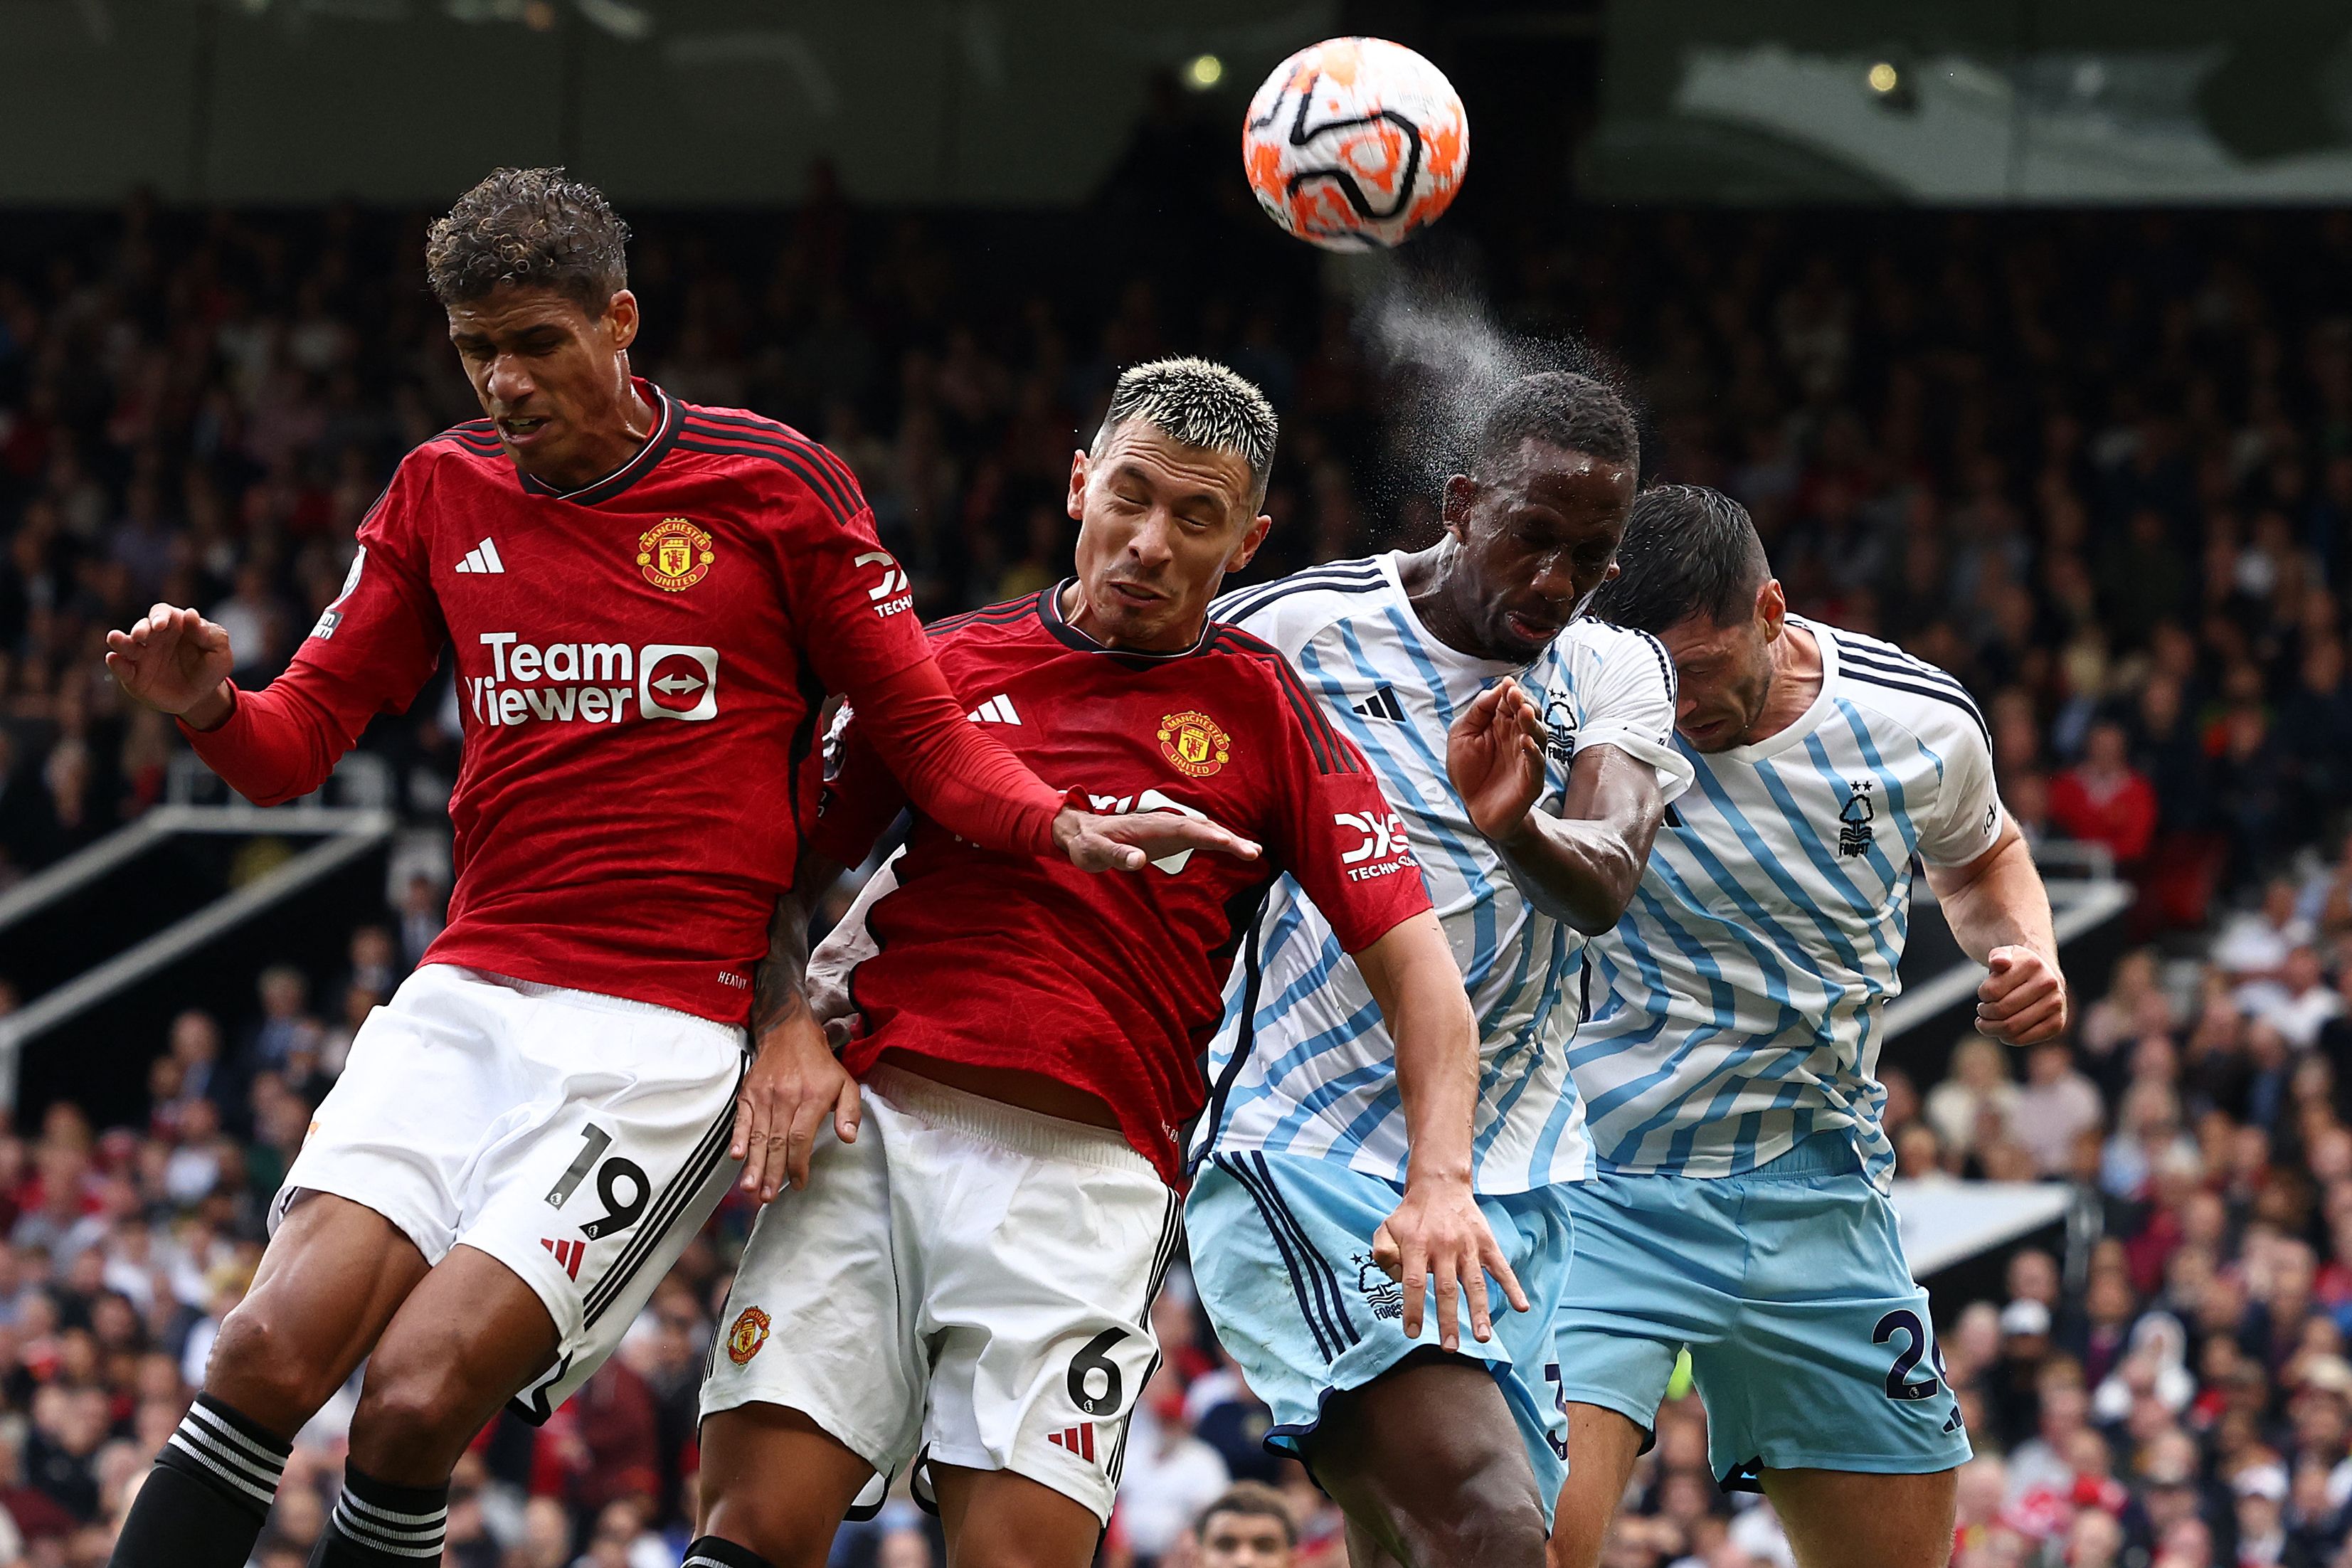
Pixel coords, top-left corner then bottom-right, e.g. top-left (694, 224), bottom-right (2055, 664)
top-left (1447, 680), bottom-right (1549, 839)
top-left (105, 604), bottom-right (236, 726)
top-left (1054, 808), bottom-right (1261, 873)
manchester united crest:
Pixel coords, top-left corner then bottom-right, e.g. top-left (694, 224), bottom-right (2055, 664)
top-left (1158, 710), bottom-right (1231, 778)
top-left (637, 518), bottom-right (714, 591)
top-left (725, 1305), bottom-right (771, 1365)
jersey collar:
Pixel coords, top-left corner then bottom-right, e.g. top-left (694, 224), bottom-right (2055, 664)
top-left (1373, 550), bottom-right (1550, 681)
top-left (1039, 578), bottom-right (1212, 666)
top-left (514, 378), bottom-right (681, 507)
top-left (1710, 616), bottom-right (1839, 765)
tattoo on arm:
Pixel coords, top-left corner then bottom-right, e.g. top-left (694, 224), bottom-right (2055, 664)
top-left (749, 852), bottom-right (835, 1039)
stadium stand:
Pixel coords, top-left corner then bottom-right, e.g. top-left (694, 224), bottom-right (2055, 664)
top-left (4, 171), bottom-right (2352, 1564)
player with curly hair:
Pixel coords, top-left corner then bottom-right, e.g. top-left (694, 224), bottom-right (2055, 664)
top-left (101, 169), bottom-right (1249, 1568)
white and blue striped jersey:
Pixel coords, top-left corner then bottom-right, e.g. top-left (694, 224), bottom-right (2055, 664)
top-left (1572, 618), bottom-right (2005, 1193)
top-left (1191, 552), bottom-right (1693, 1194)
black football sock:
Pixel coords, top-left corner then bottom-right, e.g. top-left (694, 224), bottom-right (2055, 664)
top-left (309, 1465), bottom-right (449, 1565)
top-left (110, 1394), bottom-right (291, 1567)
top-left (684, 1537), bottom-right (780, 1568)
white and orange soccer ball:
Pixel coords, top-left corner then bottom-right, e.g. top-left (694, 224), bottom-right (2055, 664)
top-left (1242, 36), bottom-right (1468, 252)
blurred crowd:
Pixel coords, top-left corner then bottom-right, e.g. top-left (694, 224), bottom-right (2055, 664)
top-left (6, 186), bottom-right (2352, 916)
top-left (4, 100), bottom-right (2352, 1568)
top-left (10, 870), bottom-right (2352, 1565)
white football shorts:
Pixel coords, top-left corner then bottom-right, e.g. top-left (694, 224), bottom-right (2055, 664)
top-left (700, 1064), bottom-right (1179, 1524)
top-left (275, 963), bottom-right (746, 1421)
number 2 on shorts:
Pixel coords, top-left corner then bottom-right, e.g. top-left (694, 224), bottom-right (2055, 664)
top-left (1873, 1308), bottom-right (1943, 1402)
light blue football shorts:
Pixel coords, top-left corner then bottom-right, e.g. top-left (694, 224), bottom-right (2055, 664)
top-left (1552, 1131), bottom-right (1973, 1490)
top-left (1186, 1148), bottom-right (1574, 1520)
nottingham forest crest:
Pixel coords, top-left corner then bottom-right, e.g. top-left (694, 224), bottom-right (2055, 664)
top-left (1838, 778), bottom-right (1877, 857)
top-left (1352, 1252), bottom-right (1406, 1322)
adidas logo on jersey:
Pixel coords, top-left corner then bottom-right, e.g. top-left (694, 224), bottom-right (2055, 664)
top-left (541, 1236), bottom-right (585, 1281)
top-left (454, 537), bottom-right (506, 574)
top-left (1352, 684), bottom-right (1407, 721)
top-left (968, 694), bottom-right (1022, 726)
top-left (1047, 1423), bottom-right (1097, 1463)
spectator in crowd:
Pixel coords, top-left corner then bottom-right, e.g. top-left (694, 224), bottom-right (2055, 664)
top-left (2215, 879), bottom-right (2313, 980)
top-left (2238, 945), bottom-right (2345, 1049)
top-left (2013, 1040), bottom-right (2105, 1176)
top-left (2079, 948), bottom-right (2176, 1066)
top-left (1928, 1034), bottom-right (2021, 1168)
top-left (1117, 1369), bottom-right (1235, 1566)
top-left (396, 873), bottom-right (446, 972)
top-left (242, 963), bottom-right (320, 1076)
top-left (1191, 1483), bottom-right (1297, 1568)
top-left (2050, 718), bottom-right (2159, 873)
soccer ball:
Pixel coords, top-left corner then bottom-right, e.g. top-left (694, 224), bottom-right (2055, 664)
top-left (1242, 36), bottom-right (1468, 252)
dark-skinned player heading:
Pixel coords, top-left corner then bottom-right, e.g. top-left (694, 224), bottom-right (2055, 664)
top-left (689, 359), bottom-right (1514, 1568)
top-left (1188, 372), bottom-right (1688, 1567)
top-left (98, 171), bottom-right (1249, 1568)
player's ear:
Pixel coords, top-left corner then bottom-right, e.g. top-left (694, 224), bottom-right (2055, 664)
top-left (604, 290), bottom-right (640, 353)
top-left (1066, 450), bottom-right (1089, 524)
top-left (1439, 474), bottom-right (1476, 542)
top-left (1756, 577), bottom-right (1787, 639)
top-left (1227, 512), bottom-right (1273, 573)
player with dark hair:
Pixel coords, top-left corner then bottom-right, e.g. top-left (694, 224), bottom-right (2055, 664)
top-left (1195, 1481), bottom-right (1301, 1568)
top-left (688, 359), bottom-right (1508, 1568)
top-left (99, 172), bottom-right (1244, 1568)
top-left (1567, 483), bottom-right (1766, 645)
top-left (1188, 370), bottom-right (1690, 1566)
top-left (1550, 484), bottom-right (2065, 1568)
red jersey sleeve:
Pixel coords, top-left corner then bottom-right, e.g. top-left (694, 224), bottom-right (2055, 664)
top-left (810, 637), bottom-right (1064, 867)
top-left (1261, 684), bottom-right (1431, 954)
top-left (810, 704), bottom-right (904, 867)
top-left (778, 479), bottom-right (932, 699)
top-left (181, 452), bottom-right (447, 806)
top-left (775, 474), bottom-right (1061, 857)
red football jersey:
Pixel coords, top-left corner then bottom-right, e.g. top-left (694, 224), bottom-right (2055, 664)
top-left (822, 584), bottom-right (1432, 1186)
top-left (189, 381), bottom-right (931, 1022)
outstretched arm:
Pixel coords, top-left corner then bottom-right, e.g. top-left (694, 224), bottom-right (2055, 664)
top-left (109, 593), bottom-right (438, 807)
top-left (1924, 819), bottom-right (2067, 1046)
top-left (1450, 682), bottom-right (1665, 935)
top-left (844, 657), bottom-right (1262, 873)
top-left (109, 465), bottom-right (444, 805)
top-left (1352, 911), bottom-right (1530, 1353)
